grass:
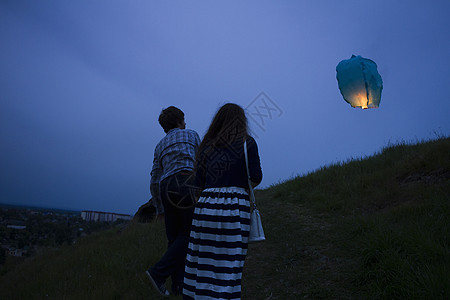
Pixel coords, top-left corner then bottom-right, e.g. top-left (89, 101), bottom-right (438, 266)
top-left (1, 137), bottom-right (449, 299)
top-left (0, 222), bottom-right (170, 299)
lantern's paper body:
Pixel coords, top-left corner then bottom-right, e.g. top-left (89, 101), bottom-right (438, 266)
top-left (336, 55), bottom-right (383, 109)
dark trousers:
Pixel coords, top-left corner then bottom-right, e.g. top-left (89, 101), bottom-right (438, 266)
top-left (150, 173), bottom-right (196, 290)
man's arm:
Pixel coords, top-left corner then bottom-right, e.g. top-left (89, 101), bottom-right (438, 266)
top-left (150, 145), bottom-right (162, 186)
top-left (150, 146), bottom-right (164, 214)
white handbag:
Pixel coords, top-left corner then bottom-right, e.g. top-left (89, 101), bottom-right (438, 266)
top-left (244, 140), bottom-right (266, 243)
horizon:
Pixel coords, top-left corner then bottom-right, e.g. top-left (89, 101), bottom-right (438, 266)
top-left (0, 202), bottom-right (136, 216)
top-left (0, 202), bottom-right (82, 213)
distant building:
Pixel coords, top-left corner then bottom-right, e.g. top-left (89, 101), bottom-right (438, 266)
top-left (7, 225), bottom-right (27, 230)
top-left (81, 210), bottom-right (132, 222)
top-left (3, 247), bottom-right (26, 257)
top-left (6, 219), bottom-right (26, 230)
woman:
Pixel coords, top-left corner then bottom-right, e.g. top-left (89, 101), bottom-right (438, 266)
top-left (183, 103), bottom-right (263, 300)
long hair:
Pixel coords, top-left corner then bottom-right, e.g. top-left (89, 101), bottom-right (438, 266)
top-left (196, 103), bottom-right (248, 162)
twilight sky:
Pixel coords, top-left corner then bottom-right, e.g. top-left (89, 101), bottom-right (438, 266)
top-left (1, 1), bottom-right (449, 215)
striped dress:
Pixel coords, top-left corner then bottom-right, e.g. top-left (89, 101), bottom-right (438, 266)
top-left (183, 187), bottom-right (251, 300)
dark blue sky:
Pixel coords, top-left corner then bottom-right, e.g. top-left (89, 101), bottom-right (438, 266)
top-left (1, 1), bottom-right (449, 214)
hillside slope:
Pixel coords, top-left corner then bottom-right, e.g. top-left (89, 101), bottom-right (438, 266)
top-left (1, 137), bottom-right (449, 299)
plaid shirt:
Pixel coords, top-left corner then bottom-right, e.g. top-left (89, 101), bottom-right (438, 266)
top-left (150, 128), bottom-right (200, 185)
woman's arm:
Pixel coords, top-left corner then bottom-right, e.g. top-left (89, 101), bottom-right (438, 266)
top-left (247, 137), bottom-right (263, 185)
top-left (250, 180), bottom-right (260, 188)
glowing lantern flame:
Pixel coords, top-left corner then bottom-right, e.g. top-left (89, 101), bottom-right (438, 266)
top-left (336, 55), bottom-right (383, 109)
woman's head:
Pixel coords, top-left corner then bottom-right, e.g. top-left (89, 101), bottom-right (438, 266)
top-left (200, 103), bottom-right (248, 149)
top-left (158, 106), bottom-right (185, 133)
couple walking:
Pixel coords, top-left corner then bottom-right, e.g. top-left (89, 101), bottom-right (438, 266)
top-left (146, 103), bottom-right (263, 299)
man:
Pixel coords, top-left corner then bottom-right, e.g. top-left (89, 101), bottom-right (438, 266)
top-left (146, 106), bottom-right (200, 296)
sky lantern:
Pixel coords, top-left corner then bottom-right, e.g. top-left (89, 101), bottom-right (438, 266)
top-left (336, 55), bottom-right (383, 109)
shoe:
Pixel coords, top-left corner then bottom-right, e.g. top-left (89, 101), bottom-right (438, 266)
top-left (146, 270), bottom-right (170, 297)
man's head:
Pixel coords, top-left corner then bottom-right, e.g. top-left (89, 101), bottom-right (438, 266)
top-left (158, 106), bottom-right (185, 133)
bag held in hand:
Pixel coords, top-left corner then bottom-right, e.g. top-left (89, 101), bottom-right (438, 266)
top-left (244, 139), bottom-right (266, 243)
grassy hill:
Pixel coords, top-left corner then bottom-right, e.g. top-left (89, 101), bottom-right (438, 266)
top-left (1, 137), bottom-right (449, 299)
